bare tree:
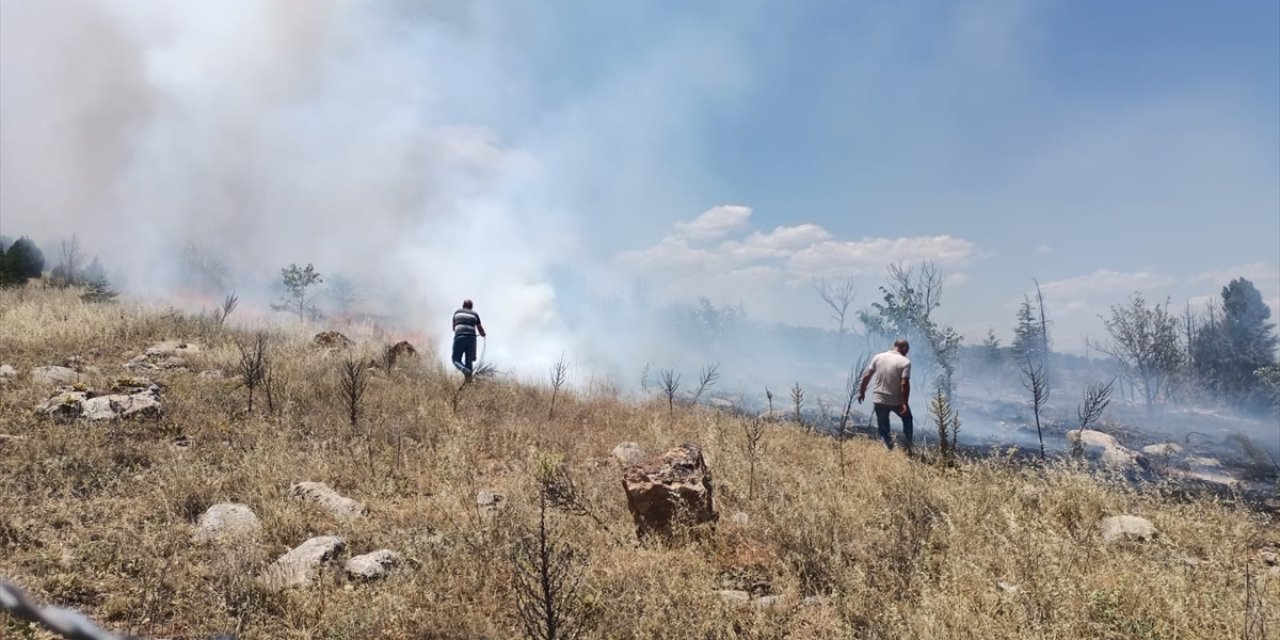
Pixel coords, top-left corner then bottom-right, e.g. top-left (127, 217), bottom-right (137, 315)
top-left (215, 292), bottom-right (239, 327)
top-left (790, 381), bottom-right (805, 429)
top-left (812, 277), bottom-right (857, 349)
top-left (1019, 353), bottom-right (1049, 460)
top-left (658, 369), bottom-right (680, 417)
top-left (741, 418), bottom-right (767, 500)
top-left (1034, 278), bottom-right (1051, 392)
top-left (1072, 380), bottom-right (1114, 458)
top-left (512, 485), bottom-right (590, 640)
top-left (58, 235), bottom-right (83, 287)
top-left (690, 363), bottom-right (720, 405)
top-left (339, 358), bottom-right (369, 429)
top-left (549, 354), bottom-right (569, 419)
top-left (834, 358), bottom-right (866, 478)
top-left (764, 387), bottom-right (775, 421)
top-left (236, 333), bottom-right (269, 414)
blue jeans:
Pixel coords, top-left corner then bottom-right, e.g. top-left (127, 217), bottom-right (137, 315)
top-left (874, 403), bottom-right (913, 451)
top-left (452, 334), bottom-right (477, 374)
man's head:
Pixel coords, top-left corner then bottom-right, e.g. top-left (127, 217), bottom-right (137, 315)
top-left (462, 299), bottom-right (473, 310)
top-left (893, 339), bottom-right (910, 355)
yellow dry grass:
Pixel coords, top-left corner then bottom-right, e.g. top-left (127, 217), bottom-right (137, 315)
top-left (1, 287), bottom-right (1276, 639)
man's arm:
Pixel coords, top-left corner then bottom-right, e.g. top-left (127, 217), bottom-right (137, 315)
top-left (857, 357), bottom-right (876, 403)
top-left (476, 314), bottom-right (486, 337)
top-left (900, 378), bottom-right (910, 415)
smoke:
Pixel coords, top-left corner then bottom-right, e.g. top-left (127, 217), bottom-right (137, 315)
top-left (0, 1), bottom-right (633, 368)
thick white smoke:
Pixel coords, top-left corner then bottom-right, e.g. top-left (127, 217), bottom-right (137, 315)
top-left (1, 0), bottom-right (576, 368)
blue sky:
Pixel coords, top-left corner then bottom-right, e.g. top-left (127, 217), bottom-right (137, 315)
top-left (506, 0), bottom-right (1280, 350)
top-left (1, 0), bottom-right (1276, 362)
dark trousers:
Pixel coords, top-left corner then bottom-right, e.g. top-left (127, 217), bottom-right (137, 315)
top-left (452, 334), bottom-right (477, 373)
top-left (873, 403), bottom-right (913, 451)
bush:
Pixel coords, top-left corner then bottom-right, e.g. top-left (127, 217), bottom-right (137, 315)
top-left (0, 235), bottom-right (45, 286)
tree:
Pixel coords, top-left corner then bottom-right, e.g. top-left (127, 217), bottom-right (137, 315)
top-left (1093, 293), bottom-right (1183, 414)
top-left (982, 328), bottom-right (1003, 364)
top-left (812, 277), bottom-right (857, 349)
top-left (2, 236), bottom-right (44, 281)
top-left (858, 261), bottom-right (961, 394)
top-left (325, 273), bottom-right (360, 316)
top-left (58, 235), bottom-right (83, 287)
top-left (1192, 278), bottom-right (1279, 404)
top-left (1011, 296), bottom-right (1044, 363)
top-left (270, 263), bottom-right (323, 323)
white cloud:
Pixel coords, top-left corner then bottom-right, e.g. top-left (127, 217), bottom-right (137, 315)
top-left (945, 272), bottom-right (972, 287)
top-left (1035, 244), bottom-right (1052, 254)
top-left (1039, 269), bottom-right (1179, 299)
top-left (673, 205), bottom-right (753, 240)
top-left (788, 235), bottom-right (976, 279)
top-left (1189, 262), bottom-right (1280, 286)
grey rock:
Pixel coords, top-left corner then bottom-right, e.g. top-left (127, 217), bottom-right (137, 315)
top-left (289, 482), bottom-right (366, 520)
top-left (34, 390), bottom-right (89, 423)
top-left (476, 489), bottom-right (505, 519)
top-left (715, 590), bottom-right (751, 606)
top-left (730, 512), bottom-right (750, 526)
top-left (611, 442), bottom-right (647, 466)
top-left (1141, 443), bottom-right (1184, 457)
top-left (31, 365), bottom-right (79, 386)
top-left (259, 536), bottom-right (346, 591)
top-left (752, 595), bottom-right (784, 609)
top-left (145, 340), bottom-right (200, 358)
top-left (0, 364), bottom-right (16, 380)
top-left (345, 549), bottom-right (402, 580)
top-left (1100, 515), bottom-right (1158, 544)
top-left (79, 390), bottom-right (162, 421)
top-left (192, 503), bottom-right (261, 545)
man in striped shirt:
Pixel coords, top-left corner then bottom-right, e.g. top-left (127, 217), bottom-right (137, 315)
top-left (452, 299), bottom-right (486, 380)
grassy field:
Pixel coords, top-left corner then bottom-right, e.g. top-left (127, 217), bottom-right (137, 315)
top-left (1, 287), bottom-right (1276, 639)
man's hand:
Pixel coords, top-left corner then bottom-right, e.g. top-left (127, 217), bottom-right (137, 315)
top-left (857, 392), bottom-right (865, 404)
top-left (900, 404), bottom-right (910, 416)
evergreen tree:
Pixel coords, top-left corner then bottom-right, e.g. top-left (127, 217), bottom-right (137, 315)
top-left (0, 236), bottom-right (45, 286)
top-left (982, 328), bottom-right (1003, 364)
top-left (1193, 278), bottom-right (1278, 404)
top-left (1011, 296), bottom-right (1044, 362)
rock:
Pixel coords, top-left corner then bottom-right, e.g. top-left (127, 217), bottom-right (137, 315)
top-left (34, 390), bottom-right (89, 423)
top-left (31, 365), bottom-right (79, 386)
top-left (730, 512), bottom-right (750, 526)
top-left (0, 364), bottom-right (16, 381)
top-left (145, 340), bottom-right (200, 358)
top-left (77, 382), bottom-right (163, 421)
top-left (192, 503), bottom-right (261, 545)
top-left (313, 331), bottom-right (353, 349)
top-left (611, 442), bottom-right (647, 466)
top-left (476, 489), bottom-right (505, 519)
top-left (752, 595), bottom-right (784, 609)
top-left (1100, 515), bottom-right (1158, 544)
top-left (1141, 443), bottom-right (1184, 457)
top-left (289, 482), bottom-right (366, 520)
top-left (385, 341), bottom-right (418, 361)
top-left (997, 581), bottom-right (1021, 594)
top-left (197, 370), bottom-right (223, 379)
top-left (259, 536), bottom-right (346, 591)
top-left (802, 596), bottom-right (829, 607)
top-left (622, 443), bottom-right (717, 539)
top-left (1068, 429), bottom-right (1147, 472)
top-left (345, 549), bottom-right (402, 580)
top-left (715, 590), bottom-right (751, 606)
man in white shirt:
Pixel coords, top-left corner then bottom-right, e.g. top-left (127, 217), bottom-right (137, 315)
top-left (857, 339), bottom-right (913, 453)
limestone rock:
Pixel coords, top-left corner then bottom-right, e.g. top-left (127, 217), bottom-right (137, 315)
top-left (289, 482), bottom-right (366, 520)
top-left (730, 512), bottom-right (750, 526)
top-left (345, 549), bottom-right (402, 581)
top-left (33, 390), bottom-right (89, 423)
top-left (622, 443), bottom-right (717, 539)
top-left (259, 536), bottom-right (346, 591)
top-left (192, 503), bottom-right (261, 545)
top-left (145, 340), bottom-right (200, 358)
top-left (476, 489), bottom-right (505, 520)
top-left (611, 442), bottom-right (647, 466)
top-left (31, 365), bottom-right (79, 386)
top-left (0, 364), bottom-right (16, 382)
top-left (715, 590), bottom-right (750, 606)
top-left (1141, 443), bottom-right (1184, 457)
top-left (1100, 515), bottom-right (1158, 544)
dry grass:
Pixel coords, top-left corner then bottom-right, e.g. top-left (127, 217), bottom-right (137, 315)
top-left (1, 287), bottom-right (1277, 639)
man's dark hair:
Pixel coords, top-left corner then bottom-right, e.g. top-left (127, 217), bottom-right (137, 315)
top-left (462, 299), bottom-right (473, 309)
top-left (894, 339), bottom-right (910, 352)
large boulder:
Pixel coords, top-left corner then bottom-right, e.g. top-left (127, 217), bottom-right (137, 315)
top-left (192, 503), bottom-right (261, 545)
top-left (622, 443), bottom-right (717, 539)
top-left (259, 536), bottom-right (346, 591)
top-left (40, 378), bottom-right (164, 422)
top-left (1100, 515), bottom-right (1159, 544)
top-left (289, 482), bottom-right (366, 520)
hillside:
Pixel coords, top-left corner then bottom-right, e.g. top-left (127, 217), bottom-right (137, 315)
top-left (1, 288), bottom-right (1276, 639)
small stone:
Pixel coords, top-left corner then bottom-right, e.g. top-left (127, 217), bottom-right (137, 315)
top-left (197, 370), bottom-right (224, 379)
top-left (730, 512), bottom-right (750, 526)
top-left (0, 364), bottom-right (16, 380)
top-left (345, 549), bottom-right (402, 581)
top-left (1100, 515), bottom-right (1158, 544)
top-left (751, 595), bottom-right (784, 609)
top-left (997, 581), bottom-right (1021, 594)
top-left (715, 590), bottom-right (750, 606)
top-left (476, 489), bottom-right (505, 519)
